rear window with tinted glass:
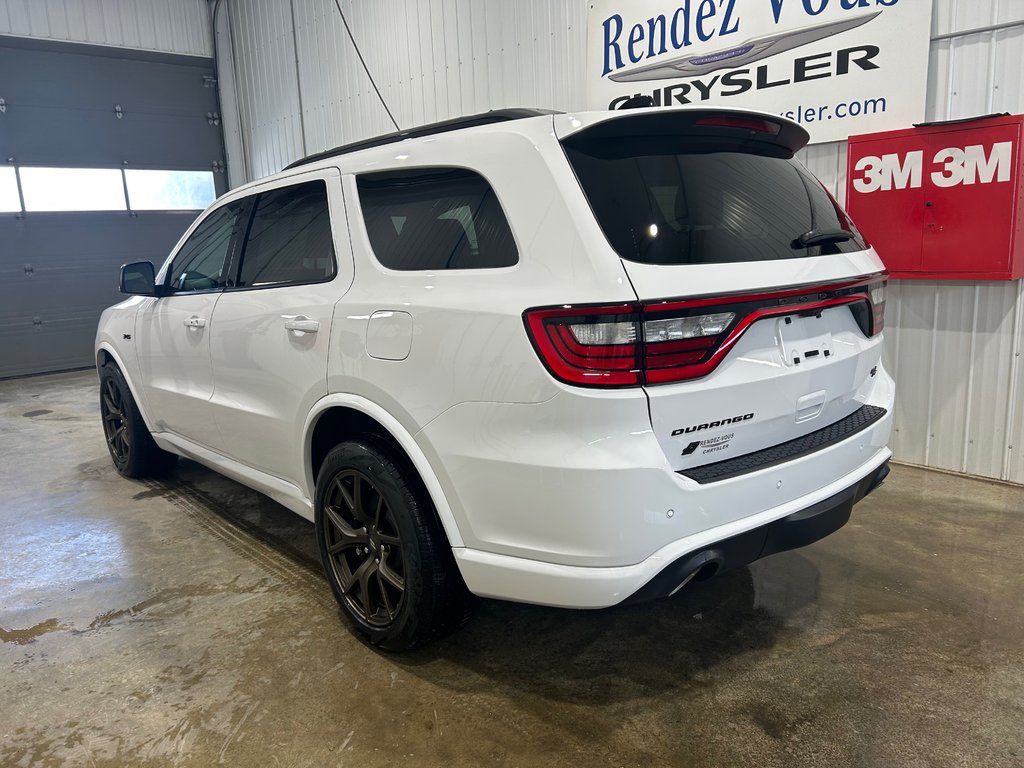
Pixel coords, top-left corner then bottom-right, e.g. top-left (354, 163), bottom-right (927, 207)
top-left (563, 136), bottom-right (866, 265)
top-left (356, 168), bottom-right (518, 270)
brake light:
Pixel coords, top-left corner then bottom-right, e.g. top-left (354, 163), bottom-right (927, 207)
top-left (525, 305), bottom-right (640, 387)
top-left (693, 116), bottom-right (782, 135)
top-left (524, 276), bottom-right (887, 388)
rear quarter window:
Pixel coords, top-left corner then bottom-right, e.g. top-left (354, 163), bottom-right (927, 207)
top-left (356, 168), bottom-right (518, 270)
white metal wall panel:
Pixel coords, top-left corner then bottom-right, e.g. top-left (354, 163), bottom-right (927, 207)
top-left (993, 27), bottom-right (1024, 114)
top-left (219, 0), bottom-right (1024, 482)
top-left (933, 0), bottom-right (1024, 35)
top-left (227, 0), bottom-right (587, 178)
top-left (0, 0), bottom-right (212, 56)
top-left (927, 39), bottom-right (953, 119)
top-left (1011, 290), bottom-right (1024, 482)
top-left (967, 282), bottom-right (1018, 478)
top-left (227, 0), bottom-right (304, 180)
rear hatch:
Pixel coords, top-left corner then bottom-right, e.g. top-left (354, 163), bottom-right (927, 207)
top-left (553, 109), bottom-right (887, 474)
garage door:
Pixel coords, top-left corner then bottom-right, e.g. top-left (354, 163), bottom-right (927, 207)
top-left (0, 36), bottom-right (227, 378)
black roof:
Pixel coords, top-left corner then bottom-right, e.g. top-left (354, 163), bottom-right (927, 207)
top-left (284, 108), bottom-right (562, 170)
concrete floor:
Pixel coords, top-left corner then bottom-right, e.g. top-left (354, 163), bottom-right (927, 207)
top-left (1, 371), bottom-right (1023, 768)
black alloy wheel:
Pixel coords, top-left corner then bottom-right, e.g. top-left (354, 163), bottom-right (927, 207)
top-left (314, 440), bottom-right (473, 650)
top-left (98, 362), bottom-right (178, 478)
top-left (322, 468), bottom-right (406, 626)
top-left (101, 376), bottom-right (131, 464)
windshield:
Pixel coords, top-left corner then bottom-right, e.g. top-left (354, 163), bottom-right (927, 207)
top-left (563, 136), bottom-right (867, 265)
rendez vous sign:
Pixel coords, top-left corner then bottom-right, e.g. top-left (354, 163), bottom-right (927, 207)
top-left (585, 0), bottom-right (934, 144)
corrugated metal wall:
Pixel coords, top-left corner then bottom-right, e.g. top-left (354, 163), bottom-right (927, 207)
top-left (218, 0), bottom-right (1024, 483)
top-left (0, 0), bottom-right (212, 57)
top-left (221, 0), bottom-right (588, 180)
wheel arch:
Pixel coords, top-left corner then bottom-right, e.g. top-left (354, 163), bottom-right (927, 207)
top-left (96, 342), bottom-right (157, 432)
top-left (304, 396), bottom-right (465, 548)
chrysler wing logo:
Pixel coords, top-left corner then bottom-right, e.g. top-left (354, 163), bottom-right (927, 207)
top-left (609, 11), bottom-right (881, 81)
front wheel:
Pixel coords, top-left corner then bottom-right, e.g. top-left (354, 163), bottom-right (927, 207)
top-left (99, 362), bottom-right (177, 478)
top-left (314, 440), bottom-right (470, 651)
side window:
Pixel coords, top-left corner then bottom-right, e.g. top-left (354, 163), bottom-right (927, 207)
top-left (167, 200), bottom-right (245, 293)
top-left (356, 168), bottom-right (518, 270)
top-left (236, 180), bottom-right (336, 288)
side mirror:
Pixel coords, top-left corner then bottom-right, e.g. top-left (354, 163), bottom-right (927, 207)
top-left (119, 261), bottom-right (161, 296)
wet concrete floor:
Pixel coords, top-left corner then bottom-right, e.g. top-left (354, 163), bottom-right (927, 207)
top-left (1, 370), bottom-right (1023, 767)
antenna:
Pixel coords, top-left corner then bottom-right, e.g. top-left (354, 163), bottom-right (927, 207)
top-left (330, 0), bottom-right (401, 131)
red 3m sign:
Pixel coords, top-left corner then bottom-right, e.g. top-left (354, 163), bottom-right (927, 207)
top-left (846, 114), bottom-right (1024, 280)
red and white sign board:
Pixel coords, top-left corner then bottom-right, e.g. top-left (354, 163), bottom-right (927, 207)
top-left (846, 114), bottom-right (1024, 280)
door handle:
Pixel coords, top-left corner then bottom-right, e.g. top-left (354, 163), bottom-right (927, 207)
top-left (183, 316), bottom-right (207, 328)
top-left (282, 315), bottom-right (319, 334)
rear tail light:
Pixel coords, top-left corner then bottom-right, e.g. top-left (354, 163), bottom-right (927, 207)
top-left (869, 280), bottom-right (887, 336)
top-left (525, 304), bottom-right (640, 387)
top-left (568, 320), bottom-right (636, 346)
top-left (524, 276), bottom-right (887, 388)
top-left (643, 313), bottom-right (735, 341)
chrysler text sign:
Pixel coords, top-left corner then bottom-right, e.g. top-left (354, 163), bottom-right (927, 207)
top-left (586, 0), bottom-right (933, 144)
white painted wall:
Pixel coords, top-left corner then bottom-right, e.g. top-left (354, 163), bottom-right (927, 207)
top-left (217, 0), bottom-right (1024, 483)
top-left (0, 0), bottom-right (212, 56)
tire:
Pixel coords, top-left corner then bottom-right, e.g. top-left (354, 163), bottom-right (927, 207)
top-left (315, 440), bottom-right (471, 651)
top-left (99, 362), bottom-right (178, 478)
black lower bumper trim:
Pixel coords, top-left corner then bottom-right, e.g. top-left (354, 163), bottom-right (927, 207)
top-left (679, 405), bottom-right (888, 485)
top-left (626, 459), bottom-right (890, 604)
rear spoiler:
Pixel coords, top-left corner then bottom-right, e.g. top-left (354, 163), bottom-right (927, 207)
top-left (553, 108), bottom-right (810, 157)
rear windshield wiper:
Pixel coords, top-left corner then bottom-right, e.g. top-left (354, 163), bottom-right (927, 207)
top-left (793, 229), bottom-right (854, 249)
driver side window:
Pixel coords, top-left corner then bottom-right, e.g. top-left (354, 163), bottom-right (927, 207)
top-left (167, 200), bottom-right (246, 293)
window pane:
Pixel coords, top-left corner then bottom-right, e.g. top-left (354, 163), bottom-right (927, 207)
top-left (0, 167), bottom-right (20, 212)
top-left (126, 169), bottom-right (216, 211)
top-left (20, 167), bottom-right (126, 212)
top-left (238, 181), bottom-right (335, 288)
top-left (168, 201), bottom-right (245, 293)
top-left (356, 168), bottom-right (518, 270)
top-left (563, 136), bottom-right (865, 265)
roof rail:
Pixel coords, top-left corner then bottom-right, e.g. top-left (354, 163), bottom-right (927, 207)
top-left (284, 108), bottom-right (563, 170)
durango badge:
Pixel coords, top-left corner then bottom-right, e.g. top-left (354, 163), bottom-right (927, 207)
top-left (672, 413), bottom-right (754, 437)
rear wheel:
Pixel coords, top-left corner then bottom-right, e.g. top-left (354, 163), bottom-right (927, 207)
top-left (315, 440), bottom-right (470, 651)
top-left (99, 362), bottom-right (177, 478)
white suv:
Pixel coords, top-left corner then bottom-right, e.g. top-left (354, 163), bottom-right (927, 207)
top-left (96, 107), bottom-right (893, 650)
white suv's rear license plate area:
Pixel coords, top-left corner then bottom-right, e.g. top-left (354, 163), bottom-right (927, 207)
top-left (778, 313), bottom-right (835, 367)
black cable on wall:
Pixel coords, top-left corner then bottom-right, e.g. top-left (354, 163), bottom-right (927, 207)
top-left (330, 0), bottom-right (402, 131)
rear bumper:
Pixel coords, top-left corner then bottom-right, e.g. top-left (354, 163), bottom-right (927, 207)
top-left (624, 459), bottom-right (889, 603)
top-left (451, 448), bottom-right (891, 609)
top-left (424, 358), bottom-right (895, 607)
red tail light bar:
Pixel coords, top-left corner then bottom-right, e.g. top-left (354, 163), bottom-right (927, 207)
top-left (524, 275), bottom-right (887, 388)
top-left (693, 115), bottom-right (782, 135)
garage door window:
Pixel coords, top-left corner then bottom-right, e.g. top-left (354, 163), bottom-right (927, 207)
top-left (7, 166), bottom-right (217, 213)
top-left (356, 168), bottom-right (518, 270)
top-left (125, 169), bottom-right (216, 211)
top-left (236, 181), bottom-right (336, 288)
top-left (167, 201), bottom-right (246, 293)
top-left (0, 167), bottom-right (20, 212)
top-left (19, 167), bottom-right (127, 212)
